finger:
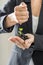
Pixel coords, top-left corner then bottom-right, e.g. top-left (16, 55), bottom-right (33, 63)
top-left (15, 36), bottom-right (28, 48)
top-left (14, 6), bottom-right (27, 12)
top-left (9, 37), bottom-right (25, 50)
top-left (25, 42), bottom-right (32, 49)
top-left (14, 39), bottom-right (25, 50)
top-left (25, 39), bottom-right (32, 49)
top-left (20, 2), bottom-right (27, 7)
top-left (18, 19), bottom-right (28, 24)
top-left (14, 36), bottom-right (25, 44)
top-left (16, 15), bottom-right (29, 21)
top-left (25, 39), bottom-right (32, 44)
top-left (15, 11), bottom-right (29, 16)
top-left (9, 36), bottom-right (24, 44)
top-left (9, 36), bottom-right (26, 48)
top-left (25, 34), bottom-right (32, 38)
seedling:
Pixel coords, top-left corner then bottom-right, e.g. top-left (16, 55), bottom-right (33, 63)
top-left (18, 28), bottom-right (28, 40)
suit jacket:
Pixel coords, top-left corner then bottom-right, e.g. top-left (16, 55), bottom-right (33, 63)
top-left (0, 0), bottom-right (43, 65)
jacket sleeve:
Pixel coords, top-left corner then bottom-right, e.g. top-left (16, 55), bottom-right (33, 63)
top-left (0, 0), bottom-right (16, 33)
top-left (34, 34), bottom-right (43, 51)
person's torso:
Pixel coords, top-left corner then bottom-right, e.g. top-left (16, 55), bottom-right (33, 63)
top-left (15, 1), bottom-right (43, 65)
top-left (6, 0), bottom-right (43, 65)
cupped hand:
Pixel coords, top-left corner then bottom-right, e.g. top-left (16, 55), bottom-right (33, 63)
top-left (9, 33), bottom-right (34, 50)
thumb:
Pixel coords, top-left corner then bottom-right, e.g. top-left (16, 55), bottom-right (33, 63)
top-left (25, 39), bottom-right (31, 44)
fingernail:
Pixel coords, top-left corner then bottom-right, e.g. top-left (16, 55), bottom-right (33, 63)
top-left (20, 2), bottom-right (27, 7)
top-left (8, 38), bottom-right (11, 41)
top-left (8, 37), bottom-right (13, 41)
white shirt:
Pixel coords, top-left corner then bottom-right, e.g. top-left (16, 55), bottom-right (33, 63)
top-left (32, 16), bottom-right (39, 34)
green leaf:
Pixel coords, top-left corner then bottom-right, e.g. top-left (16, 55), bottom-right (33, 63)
top-left (19, 28), bottom-right (23, 31)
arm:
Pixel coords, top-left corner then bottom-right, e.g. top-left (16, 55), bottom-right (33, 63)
top-left (31, 0), bottom-right (43, 51)
top-left (0, 1), bottom-right (29, 33)
top-left (31, 0), bottom-right (42, 16)
top-left (0, 0), bottom-right (16, 33)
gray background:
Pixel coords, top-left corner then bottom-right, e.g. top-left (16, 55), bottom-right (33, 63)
top-left (0, 1), bottom-right (14, 65)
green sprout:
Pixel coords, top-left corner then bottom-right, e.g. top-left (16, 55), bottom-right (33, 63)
top-left (18, 28), bottom-right (23, 35)
top-left (19, 28), bottom-right (23, 32)
top-left (18, 31), bottom-right (22, 35)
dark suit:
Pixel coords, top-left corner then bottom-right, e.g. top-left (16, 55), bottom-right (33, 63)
top-left (32, 2), bottom-right (43, 65)
top-left (0, 0), bottom-right (43, 65)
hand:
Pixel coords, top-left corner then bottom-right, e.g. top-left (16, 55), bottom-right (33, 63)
top-left (14, 2), bottom-right (29, 24)
top-left (24, 33), bottom-right (34, 49)
top-left (9, 36), bottom-right (25, 50)
top-left (5, 2), bottom-right (29, 28)
top-left (5, 13), bottom-right (18, 28)
top-left (8, 33), bottom-right (34, 50)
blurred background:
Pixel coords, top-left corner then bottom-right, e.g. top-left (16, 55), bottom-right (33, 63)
top-left (0, 0), bottom-right (14, 65)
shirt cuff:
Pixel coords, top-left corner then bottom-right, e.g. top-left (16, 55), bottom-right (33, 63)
top-left (0, 15), bottom-right (7, 32)
top-left (32, 15), bottom-right (39, 19)
top-left (0, 15), bottom-right (14, 33)
top-left (32, 15), bottom-right (39, 34)
top-left (3, 15), bottom-right (14, 32)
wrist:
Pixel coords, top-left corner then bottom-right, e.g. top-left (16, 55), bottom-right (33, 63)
top-left (3, 16), bottom-right (14, 32)
top-left (5, 13), bottom-right (18, 28)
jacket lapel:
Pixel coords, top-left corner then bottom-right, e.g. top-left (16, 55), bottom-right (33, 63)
top-left (36, 3), bottom-right (43, 34)
top-left (27, 2), bottom-right (32, 33)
